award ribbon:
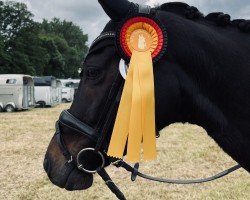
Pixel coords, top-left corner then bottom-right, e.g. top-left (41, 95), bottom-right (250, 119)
top-left (107, 17), bottom-right (164, 162)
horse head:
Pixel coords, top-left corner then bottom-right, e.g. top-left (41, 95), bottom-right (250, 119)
top-left (44, 0), bottom-right (250, 192)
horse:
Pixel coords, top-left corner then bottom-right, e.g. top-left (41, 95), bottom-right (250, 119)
top-left (43, 0), bottom-right (250, 195)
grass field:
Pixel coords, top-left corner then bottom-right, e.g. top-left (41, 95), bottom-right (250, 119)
top-left (0, 104), bottom-right (249, 200)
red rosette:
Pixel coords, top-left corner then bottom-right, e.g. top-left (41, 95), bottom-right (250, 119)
top-left (119, 17), bottom-right (164, 59)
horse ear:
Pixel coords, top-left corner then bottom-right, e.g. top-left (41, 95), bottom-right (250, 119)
top-left (98, 0), bottom-right (133, 21)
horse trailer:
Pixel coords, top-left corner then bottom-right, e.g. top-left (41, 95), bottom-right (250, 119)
top-left (72, 79), bottom-right (80, 98)
top-left (0, 74), bottom-right (35, 112)
top-left (60, 80), bottom-right (75, 103)
top-left (0, 102), bottom-right (3, 112)
top-left (34, 76), bottom-right (58, 107)
top-left (56, 79), bottom-right (62, 104)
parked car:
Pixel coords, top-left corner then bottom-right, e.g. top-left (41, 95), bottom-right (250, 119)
top-left (0, 74), bottom-right (35, 112)
top-left (34, 76), bottom-right (58, 107)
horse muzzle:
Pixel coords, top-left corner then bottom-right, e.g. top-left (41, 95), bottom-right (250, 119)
top-left (43, 154), bottom-right (94, 191)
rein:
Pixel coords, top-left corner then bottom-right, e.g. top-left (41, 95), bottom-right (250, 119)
top-left (56, 110), bottom-right (241, 200)
top-left (55, 31), bottom-right (241, 199)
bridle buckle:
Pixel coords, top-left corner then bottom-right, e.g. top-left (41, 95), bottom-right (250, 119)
top-left (67, 155), bottom-right (73, 164)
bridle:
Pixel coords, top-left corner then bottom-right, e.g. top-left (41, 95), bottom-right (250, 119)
top-left (54, 32), bottom-right (241, 200)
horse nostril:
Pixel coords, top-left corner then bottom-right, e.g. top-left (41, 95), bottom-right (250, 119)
top-left (43, 158), bottom-right (49, 173)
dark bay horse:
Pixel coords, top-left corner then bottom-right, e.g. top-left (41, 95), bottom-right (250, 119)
top-left (44, 0), bottom-right (250, 192)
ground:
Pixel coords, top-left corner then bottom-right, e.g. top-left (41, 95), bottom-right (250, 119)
top-left (0, 104), bottom-right (249, 200)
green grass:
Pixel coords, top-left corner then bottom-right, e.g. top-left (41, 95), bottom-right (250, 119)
top-left (0, 104), bottom-right (249, 200)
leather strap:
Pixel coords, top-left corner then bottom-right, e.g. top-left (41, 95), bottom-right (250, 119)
top-left (114, 161), bottom-right (241, 184)
top-left (97, 168), bottom-right (126, 200)
top-left (59, 110), bottom-right (99, 142)
top-left (55, 121), bottom-right (73, 163)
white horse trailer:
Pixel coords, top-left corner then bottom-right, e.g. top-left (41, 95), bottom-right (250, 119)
top-left (56, 80), bottom-right (62, 104)
top-left (72, 79), bottom-right (80, 98)
top-left (0, 102), bottom-right (3, 112)
top-left (34, 76), bottom-right (57, 107)
top-left (0, 74), bottom-right (35, 112)
top-left (60, 80), bottom-right (75, 103)
top-left (62, 79), bottom-right (80, 99)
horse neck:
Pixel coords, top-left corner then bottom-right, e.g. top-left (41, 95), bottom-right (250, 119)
top-left (160, 11), bottom-right (250, 125)
top-left (155, 14), bottom-right (250, 171)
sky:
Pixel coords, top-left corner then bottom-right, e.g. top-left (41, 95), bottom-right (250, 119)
top-left (4, 0), bottom-right (250, 45)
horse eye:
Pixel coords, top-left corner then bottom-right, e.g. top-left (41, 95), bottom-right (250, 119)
top-left (86, 68), bottom-right (101, 79)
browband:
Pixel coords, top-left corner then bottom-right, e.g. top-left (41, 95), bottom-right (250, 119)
top-left (90, 31), bottom-right (116, 50)
top-left (80, 31), bottom-right (116, 76)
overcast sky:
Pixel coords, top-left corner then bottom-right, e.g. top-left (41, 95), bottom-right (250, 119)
top-left (4, 0), bottom-right (250, 45)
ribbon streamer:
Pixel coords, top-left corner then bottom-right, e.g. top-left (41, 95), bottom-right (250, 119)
top-left (107, 50), bottom-right (156, 162)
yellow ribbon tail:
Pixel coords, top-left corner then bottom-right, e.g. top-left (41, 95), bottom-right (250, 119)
top-left (107, 50), bottom-right (156, 162)
top-left (106, 58), bottom-right (134, 158)
top-left (137, 51), bottom-right (156, 160)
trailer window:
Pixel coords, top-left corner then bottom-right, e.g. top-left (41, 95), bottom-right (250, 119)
top-left (23, 79), bottom-right (29, 85)
top-left (65, 82), bottom-right (74, 88)
top-left (6, 79), bottom-right (17, 84)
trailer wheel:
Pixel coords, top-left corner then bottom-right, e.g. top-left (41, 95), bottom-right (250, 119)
top-left (37, 101), bottom-right (46, 108)
top-left (62, 99), bottom-right (67, 103)
top-left (0, 106), bottom-right (3, 112)
top-left (5, 104), bottom-right (15, 112)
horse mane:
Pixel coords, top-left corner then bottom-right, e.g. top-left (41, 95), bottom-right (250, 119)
top-left (158, 2), bottom-right (250, 33)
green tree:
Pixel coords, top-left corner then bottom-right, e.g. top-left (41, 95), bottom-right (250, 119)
top-left (41, 18), bottom-right (88, 78)
top-left (0, 1), bottom-right (48, 75)
top-left (41, 18), bottom-right (88, 53)
top-left (0, 1), bottom-right (33, 41)
top-left (0, 35), bottom-right (11, 73)
top-left (40, 35), bottom-right (65, 77)
top-left (8, 23), bottom-right (49, 75)
top-left (0, 1), bottom-right (88, 78)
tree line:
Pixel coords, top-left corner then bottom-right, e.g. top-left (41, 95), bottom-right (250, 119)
top-left (0, 1), bottom-right (88, 78)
